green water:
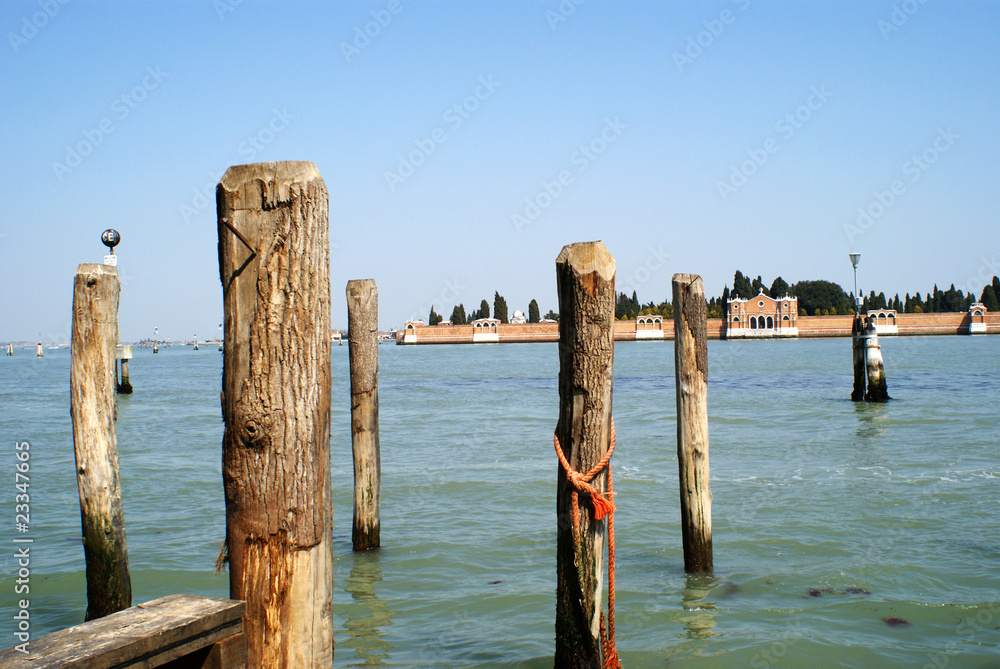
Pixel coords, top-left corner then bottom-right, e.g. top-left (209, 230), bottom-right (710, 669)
top-left (2, 337), bottom-right (998, 667)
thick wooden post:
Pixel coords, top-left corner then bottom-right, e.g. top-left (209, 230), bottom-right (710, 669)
top-left (217, 161), bottom-right (334, 668)
top-left (347, 278), bottom-right (381, 551)
top-left (672, 273), bottom-right (713, 573)
top-left (554, 241), bottom-right (615, 667)
top-left (851, 315), bottom-right (866, 401)
top-left (70, 263), bottom-right (132, 620)
top-left (863, 317), bottom-right (890, 402)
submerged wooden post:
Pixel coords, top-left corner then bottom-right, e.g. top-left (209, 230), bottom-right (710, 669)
top-left (347, 278), bottom-right (381, 551)
top-left (863, 317), bottom-right (890, 402)
top-left (217, 161), bottom-right (334, 668)
top-left (672, 273), bottom-right (713, 573)
top-left (117, 345), bottom-right (133, 394)
top-left (70, 263), bottom-right (132, 620)
top-left (851, 315), bottom-right (866, 401)
top-left (554, 241), bottom-right (615, 667)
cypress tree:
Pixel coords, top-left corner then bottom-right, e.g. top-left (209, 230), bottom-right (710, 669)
top-left (493, 291), bottom-right (509, 324)
top-left (528, 299), bottom-right (540, 323)
top-left (981, 285), bottom-right (999, 311)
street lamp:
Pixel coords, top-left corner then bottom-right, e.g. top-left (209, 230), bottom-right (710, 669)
top-left (849, 252), bottom-right (861, 314)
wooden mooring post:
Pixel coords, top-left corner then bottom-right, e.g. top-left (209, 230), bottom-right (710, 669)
top-left (863, 316), bottom-right (890, 402)
top-left (851, 315), bottom-right (866, 401)
top-left (672, 273), bottom-right (713, 573)
top-left (70, 263), bottom-right (132, 620)
top-left (217, 161), bottom-right (334, 668)
top-left (347, 279), bottom-right (381, 551)
top-left (554, 241), bottom-right (616, 667)
top-left (116, 345), bottom-right (133, 394)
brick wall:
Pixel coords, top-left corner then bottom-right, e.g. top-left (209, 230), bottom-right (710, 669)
top-left (396, 312), bottom-right (995, 344)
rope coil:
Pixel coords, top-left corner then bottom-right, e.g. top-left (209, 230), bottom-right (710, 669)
top-left (554, 418), bottom-right (621, 669)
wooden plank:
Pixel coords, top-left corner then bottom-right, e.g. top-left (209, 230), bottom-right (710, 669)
top-left (0, 595), bottom-right (245, 669)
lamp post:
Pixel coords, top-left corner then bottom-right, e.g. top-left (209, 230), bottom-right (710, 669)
top-left (849, 253), bottom-right (861, 314)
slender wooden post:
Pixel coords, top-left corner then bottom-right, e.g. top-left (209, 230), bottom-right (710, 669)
top-left (117, 345), bottom-right (133, 394)
top-left (217, 161), bottom-right (333, 668)
top-left (863, 317), bottom-right (890, 402)
top-left (851, 315), bottom-right (866, 401)
top-left (672, 273), bottom-right (713, 573)
top-left (554, 241), bottom-right (615, 667)
top-left (347, 278), bottom-right (381, 551)
top-left (70, 263), bottom-right (132, 620)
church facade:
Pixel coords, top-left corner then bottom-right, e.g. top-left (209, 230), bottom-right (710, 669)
top-left (727, 290), bottom-right (799, 338)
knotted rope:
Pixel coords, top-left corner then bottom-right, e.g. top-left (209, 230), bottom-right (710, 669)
top-left (554, 418), bottom-right (621, 669)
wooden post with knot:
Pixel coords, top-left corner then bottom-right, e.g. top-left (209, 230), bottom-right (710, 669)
top-left (347, 278), bottom-right (381, 551)
top-left (672, 273), bottom-right (713, 573)
top-left (70, 263), bottom-right (132, 620)
top-left (217, 161), bottom-right (334, 668)
top-left (554, 241), bottom-right (617, 668)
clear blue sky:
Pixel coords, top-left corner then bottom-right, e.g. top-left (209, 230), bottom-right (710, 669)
top-left (2, 0), bottom-right (997, 342)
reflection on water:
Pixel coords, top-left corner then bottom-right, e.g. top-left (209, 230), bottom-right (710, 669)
top-left (854, 401), bottom-right (890, 443)
top-left (342, 552), bottom-right (394, 666)
top-left (678, 573), bottom-right (719, 640)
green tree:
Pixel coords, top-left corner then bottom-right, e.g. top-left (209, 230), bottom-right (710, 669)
top-left (428, 306), bottom-right (443, 325)
top-left (543, 309), bottom-right (559, 321)
top-left (528, 299), bottom-right (540, 323)
top-left (993, 276), bottom-right (1000, 299)
top-left (493, 291), bottom-right (509, 324)
top-left (981, 284), bottom-right (999, 312)
top-left (751, 275), bottom-right (766, 296)
top-left (450, 304), bottom-right (467, 325)
top-left (769, 276), bottom-right (790, 299)
top-left (477, 299), bottom-right (490, 321)
top-left (721, 285), bottom-right (730, 318)
top-left (792, 280), bottom-right (851, 316)
top-left (733, 270), bottom-right (753, 299)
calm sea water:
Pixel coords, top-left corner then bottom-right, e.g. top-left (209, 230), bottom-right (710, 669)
top-left (1, 336), bottom-right (998, 667)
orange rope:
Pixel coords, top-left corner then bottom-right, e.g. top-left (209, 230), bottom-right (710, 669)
top-left (554, 418), bottom-right (621, 669)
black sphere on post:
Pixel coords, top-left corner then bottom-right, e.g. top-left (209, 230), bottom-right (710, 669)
top-left (102, 229), bottom-right (121, 254)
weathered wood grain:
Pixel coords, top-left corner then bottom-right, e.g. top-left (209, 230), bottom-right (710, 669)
top-left (0, 595), bottom-right (244, 669)
top-left (70, 263), bottom-right (132, 621)
top-left (554, 241), bottom-right (615, 668)
top-left (673, 273), bottom-right (713, 573)
top-left (347, 279), bottom-right (381, 551)
top-left (217, 161), bottom-right (333, 668)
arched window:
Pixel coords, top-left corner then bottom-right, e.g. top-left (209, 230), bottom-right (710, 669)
top-left (766, 316), bottom-right (774, 329)
top-left (406, 323), bottom-right (414, 330)
top-left (733, 316), bottom-right (740, 323)
top-left (888, 313), bottom-right (896, 324)
top-left (750, 316), bottom-right (758, 329)
top-left (782, 315), bottom-right (789, 321)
